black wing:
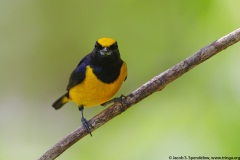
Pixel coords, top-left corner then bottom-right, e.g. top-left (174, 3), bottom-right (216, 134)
top-left (66, 54), bottom-right (91, 90)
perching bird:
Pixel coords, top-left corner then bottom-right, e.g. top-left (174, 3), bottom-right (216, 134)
top-left (52, 38), bottom-right (127, 135)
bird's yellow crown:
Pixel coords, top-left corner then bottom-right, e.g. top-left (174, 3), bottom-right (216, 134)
top-left (97, 38), bottom-right (116, 47)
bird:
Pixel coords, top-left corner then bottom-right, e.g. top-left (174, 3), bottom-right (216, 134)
top-left (52, 38), bottom-right (127, 136)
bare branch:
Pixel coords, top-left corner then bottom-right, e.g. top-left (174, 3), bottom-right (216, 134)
top-left (39, 28), bottom-right (240, 160)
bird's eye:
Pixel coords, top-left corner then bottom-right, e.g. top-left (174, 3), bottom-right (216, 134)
top-left (95, 42), bottom-right (103, 49)
top-left (110, 42), bottom-right (118, 50)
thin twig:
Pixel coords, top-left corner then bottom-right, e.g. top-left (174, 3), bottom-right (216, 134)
top-left (39, 28), bottom-right (240, 160)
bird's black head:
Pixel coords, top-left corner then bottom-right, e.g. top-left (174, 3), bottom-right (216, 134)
top-left (91, 38), bottom-right (121, 65)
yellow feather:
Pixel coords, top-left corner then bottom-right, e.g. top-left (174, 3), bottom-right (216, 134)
top-left (69, 62), bottom-right (127, 107)
top-left (97, 38), bottom-right (116, 47)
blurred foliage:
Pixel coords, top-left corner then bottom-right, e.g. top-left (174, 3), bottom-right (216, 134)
top-left (1, 0), bottom-right (240, 159)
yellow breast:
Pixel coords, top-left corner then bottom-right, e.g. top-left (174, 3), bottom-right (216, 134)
top-left (69, 62), bottom-right (127, 107)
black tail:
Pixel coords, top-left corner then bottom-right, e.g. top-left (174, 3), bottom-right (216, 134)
top-left (52, 92), bottom-right (69, 110)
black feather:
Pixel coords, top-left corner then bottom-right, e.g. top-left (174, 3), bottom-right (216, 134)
top-left (52, 92), bottom-right (69, 110)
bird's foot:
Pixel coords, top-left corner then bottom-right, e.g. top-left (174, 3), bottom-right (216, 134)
top-left (81, 117), bottom-right (92, 136)
top-left (101, 94), bottom-right (128, 107)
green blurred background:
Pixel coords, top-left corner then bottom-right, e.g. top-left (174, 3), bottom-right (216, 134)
top-left (1, 0), bottom-right (240, 159)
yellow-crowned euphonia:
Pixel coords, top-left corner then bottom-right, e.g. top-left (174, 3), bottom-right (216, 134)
top-left (52, 38), bottom-right (127, 135)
